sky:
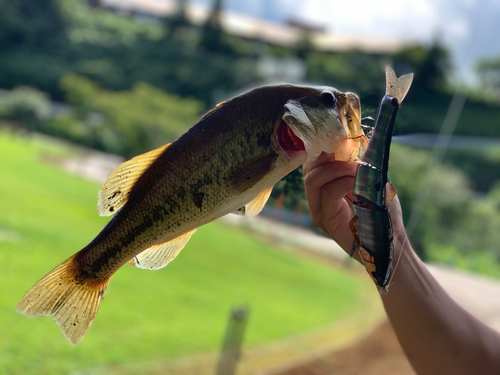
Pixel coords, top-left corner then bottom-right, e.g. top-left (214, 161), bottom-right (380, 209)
top-left (192, 0), bottom-right (500, 85)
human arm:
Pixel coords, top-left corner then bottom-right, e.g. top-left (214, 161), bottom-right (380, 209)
top-left (303, 155), bottom-right (500, 375)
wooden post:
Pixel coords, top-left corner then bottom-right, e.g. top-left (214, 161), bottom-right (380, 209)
top-left (216, 307), bottom-right (249, 375)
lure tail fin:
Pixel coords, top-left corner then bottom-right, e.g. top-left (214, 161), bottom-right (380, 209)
top-left (385, 67), bottom-right (414, 104)
top-left (16, 255), bottom-right (108, 344)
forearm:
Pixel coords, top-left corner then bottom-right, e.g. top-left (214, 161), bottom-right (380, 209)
top-left (302, 159), bottom-right (500, 373)
top-left (381, 234), bottom-right (500, 374)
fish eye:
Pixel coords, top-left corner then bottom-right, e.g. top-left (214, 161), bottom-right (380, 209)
top-left (321, 91), bottom-right (336, 107)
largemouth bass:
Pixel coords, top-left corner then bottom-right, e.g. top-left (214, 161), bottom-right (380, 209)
top-left (17, 84), bottom-right (366, 344)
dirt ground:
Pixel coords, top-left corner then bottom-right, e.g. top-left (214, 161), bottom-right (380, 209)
top-left (275, 320), bottom-right (415, 375)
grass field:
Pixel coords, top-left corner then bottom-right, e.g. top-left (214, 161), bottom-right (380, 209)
top-left (0, 130), bottom-right (374, 374)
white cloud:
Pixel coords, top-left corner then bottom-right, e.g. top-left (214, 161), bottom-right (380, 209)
top-left (289, 0), bottom-right (441, 41)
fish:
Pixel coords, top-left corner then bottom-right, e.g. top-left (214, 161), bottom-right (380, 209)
top-left (349, 67), bottom-right (414, 292)
top-left (17, 84), bottom-right (366, 344)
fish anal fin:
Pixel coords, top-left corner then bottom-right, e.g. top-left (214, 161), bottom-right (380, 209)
top-left (132, 229), bottom-right (196, 270)
top-left (228, 154), bottom-right (278, 194)
top-left (244, 186), bottom-right (273, 217)
top-left (384, 181), bottom-right (397, 206)
top-left (98, 143), bottom-right (171, 216)
top-left (17, 254), bottom-right (108, 344)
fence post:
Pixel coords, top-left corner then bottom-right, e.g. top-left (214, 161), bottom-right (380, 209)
top-left (215, 306), bottom-right (249, 375)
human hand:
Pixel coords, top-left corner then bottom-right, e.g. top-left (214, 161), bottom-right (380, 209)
top-left (303, 153), bottom-right (359, 255)
top-left (303, 153), bottom-right (407, 260)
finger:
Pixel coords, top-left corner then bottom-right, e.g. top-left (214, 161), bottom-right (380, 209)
top-left (304, 161), bottom-right (358, 217)
top-left (306, 175), bottom-right (354, 236)
top-left (314, 177), bottom-right (357, 253)
top-left (302, 152), bottom-right (335, 176)
top-left (313, 176), bottom-right (355, 230)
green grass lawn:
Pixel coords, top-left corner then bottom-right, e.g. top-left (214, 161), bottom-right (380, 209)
top-left (0, 130), bottom-right (373, 374)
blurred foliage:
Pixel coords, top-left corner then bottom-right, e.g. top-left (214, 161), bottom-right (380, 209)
top-left (389, 144), bottom-right (500, 272)
top-left (0, 77), bottom-right (203, 158)
top-left (0, 87), bottom-right (51, 131)
top-left (0, 0), bottom-right (68, 49)
top-left (56, 74), bottom-right (204, 157)
top-left (270, 167), bottom-right (307, 213)
top-left (476, 55), bottom-right (500, 101)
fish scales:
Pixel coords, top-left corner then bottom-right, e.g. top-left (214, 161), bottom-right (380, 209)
top-left (76, 86), bottom-right (314, 278)
top-left (18, 83), bottom-right (362, 344)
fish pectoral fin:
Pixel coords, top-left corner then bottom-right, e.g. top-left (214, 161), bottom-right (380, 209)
top-left (97, 143), bottom-right (171, 216)
top-left (384, 181), bottom-right (397, 206)
top-left (131, 229), bottom-right (196, 270)
top-left (244, 186), bottom-right (273, 217)
top-left (228, 154), bottom-right (278, 194)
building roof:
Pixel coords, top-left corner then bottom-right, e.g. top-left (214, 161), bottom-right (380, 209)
top-left (101, 0), bottom-right (411, 53)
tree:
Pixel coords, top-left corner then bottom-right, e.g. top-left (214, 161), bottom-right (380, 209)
top-left (163, 0), bottom-right (190, 40)
top-left (199, 0), bottom-right (233, 55)
top-left (58, 74), bottom-right (204, 157)
top-left (0, 0), bottom-right (67, 50)
top-left (477, 56), bottom-right (500, 100)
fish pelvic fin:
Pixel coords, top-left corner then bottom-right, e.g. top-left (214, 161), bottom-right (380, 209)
top-left (130, 229), bottom-right (196, 270)
top-left (244, 186), bottom-right (273, 217)
top-left (16, 254), bottom-right (108, 344)
top-left (98, 143), bottom-right (171, 216)
top-left (385, 67), bottom-right (414, 104)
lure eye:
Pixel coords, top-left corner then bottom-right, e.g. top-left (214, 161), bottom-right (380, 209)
top-left (321, 91), bottom-right (336, 107)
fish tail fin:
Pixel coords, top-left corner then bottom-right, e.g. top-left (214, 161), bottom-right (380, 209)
top-left (385, 66), bottom-right (414, 104)
top-left (16, 254), bottom-right (108, 344)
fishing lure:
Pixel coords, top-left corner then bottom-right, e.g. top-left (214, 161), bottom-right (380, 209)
top-left (349, 67), bottom-right (413, 292)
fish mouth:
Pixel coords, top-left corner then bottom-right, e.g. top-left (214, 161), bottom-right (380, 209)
top-left (277, 120), bottom-right (306, 157)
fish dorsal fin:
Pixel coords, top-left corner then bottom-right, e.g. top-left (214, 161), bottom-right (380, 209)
top-left (198, 100), bottom-right (226, 121)
top-left (245, 186), bottom-right (273, 217)
top-left (130, 229), bottom-right (196, 270)
top-left (98, 143), bottom-right (170, 216)
top-left (385, 67), bottom-right (414, 104)
top-left (384, 181), bottom-right (397, 206)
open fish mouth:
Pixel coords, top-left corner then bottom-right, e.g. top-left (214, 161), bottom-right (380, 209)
top-left (281, 100), bottom-right (346, 164)
top-left (277, 119), bottom-right (306, 155)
